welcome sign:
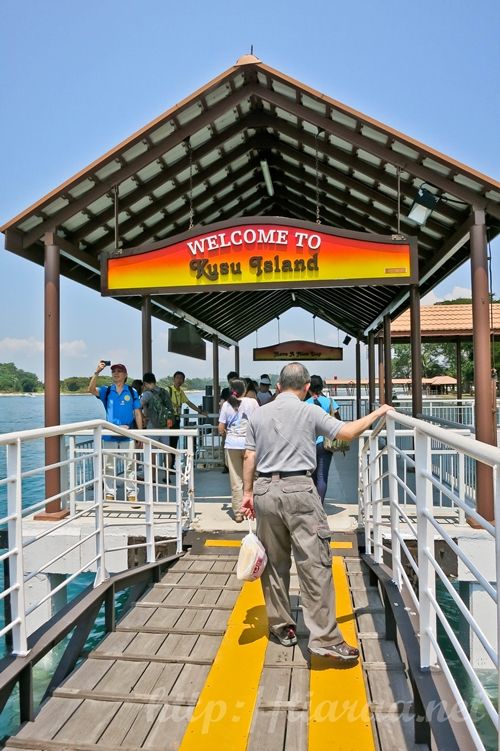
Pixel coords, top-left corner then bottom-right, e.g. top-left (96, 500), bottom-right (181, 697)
top-left (102, 217), bottom-right (417, 295)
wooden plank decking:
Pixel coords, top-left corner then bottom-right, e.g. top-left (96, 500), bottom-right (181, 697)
top-left (2, 544), bottom-right (428, 751)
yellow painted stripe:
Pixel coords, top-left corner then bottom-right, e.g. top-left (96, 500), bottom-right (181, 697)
top-left (308, 556), bottom-right (376, 750)
top-left (204, 539), bottom-right (353, 550)
top-left (178, 579), bottom-right (267, 750)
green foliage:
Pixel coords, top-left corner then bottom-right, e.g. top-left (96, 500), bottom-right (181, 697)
top-left (0, 362), bottom-right (43, 393)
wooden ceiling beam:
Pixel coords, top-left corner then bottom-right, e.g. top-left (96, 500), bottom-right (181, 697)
top-left (90, 156), bottom-right (265, 254)
top-left (271, 158), bottom-right (439, 251)
top-left (22, 84), bottom-right (261, 248)
top-left (269, 138), bottom-right (455, 238)
top-left (256, 87), bottom-right (500, 219)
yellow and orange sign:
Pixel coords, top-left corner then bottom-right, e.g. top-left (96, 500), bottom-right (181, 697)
top-left (102, 218), bottom-right (416, 295)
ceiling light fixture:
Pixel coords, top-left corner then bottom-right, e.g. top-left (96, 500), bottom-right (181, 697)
top-left (260, 160), bottom-right (274, 197)
top-left (408, 186), bottom-right (439, 226)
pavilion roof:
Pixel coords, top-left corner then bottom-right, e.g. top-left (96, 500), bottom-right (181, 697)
top-left (2, 54), bottom-right (499, 345)
top-left (391, 303), bottom-right (500, 342)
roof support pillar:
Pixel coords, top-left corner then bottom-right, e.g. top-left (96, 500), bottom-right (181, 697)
top-left (368, 331), bottom-right (376, 411)
top-left (36, 235), bottom-right (68, 520)
top-left (378, 333), bottom-right (385, 405)
top-left (355, 339), bottom-right (362, 419)
top-left (455, 340), bottom-right (463, 401)
top-left (470, 210), bottom-right (496, 522)
top-left (410, 285), bottom-right (423, 417)
top-left (212, 336), bottom-right (220, 407)
top-left (141, 296), bottom-right (152, 375)
top-left (234, 345), bottom-right (240, 376)
top-left (383, 314), bottom-right (392, 405)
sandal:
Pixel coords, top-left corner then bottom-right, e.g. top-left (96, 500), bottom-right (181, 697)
top-left (310, 640), bottom-right (359, 661)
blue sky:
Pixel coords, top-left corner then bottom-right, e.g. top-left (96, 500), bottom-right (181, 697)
top-left (1, 0), bottom-right (499, 383)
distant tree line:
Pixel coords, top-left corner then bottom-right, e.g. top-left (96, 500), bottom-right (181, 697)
top-left (0, 363), bottom-right (43, 393)
top-left (0, 366), bottom-right (281, 394)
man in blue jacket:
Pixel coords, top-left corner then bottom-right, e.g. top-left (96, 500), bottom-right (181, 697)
top-left (88, 361), bottom-right (143, 502)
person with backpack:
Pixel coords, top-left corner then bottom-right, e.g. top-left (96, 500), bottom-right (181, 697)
top-left (88, 361), bottom-right (143, 502)
top-left (305, 374), bottom-right (341, 505)
top-left (141, 372), bottom-right (174, 480)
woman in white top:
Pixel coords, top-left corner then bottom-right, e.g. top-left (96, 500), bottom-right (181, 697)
top-left (218, 379), bottom-right (260, 522)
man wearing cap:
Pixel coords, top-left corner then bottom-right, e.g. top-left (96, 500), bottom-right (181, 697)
top-left (256, 373), bottom-right (273, 406)
top-left (89, 361), bottom-right (143, 501)
top-left (242, 362), bottom-right (393, 662)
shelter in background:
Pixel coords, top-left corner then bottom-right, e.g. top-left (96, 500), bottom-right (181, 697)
top-left (1, 53), bottom-right (498, 519)
top-left (391, 303), bottom-right (500, 398)
top-left (325, 376), bottom-right (458, 396)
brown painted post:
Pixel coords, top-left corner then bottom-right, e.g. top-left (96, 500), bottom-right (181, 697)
top-left (383, 314), bottom-right (392, 405)
top-left (141, 296), bottom-right (152, 374)
top-left (378, 333), bottom-right (385, 405)
top-left (368, 331), bottom-right (376, 410)
top-left (470, 209), bottom-right (496, 522)
top-left (355, 339), bottom-right (362, 418)
top-left (36, 235), bottom-right (67, 519)
top-left (410, 285), bottom-right (423, 417)
top-left (234, 344), bottom-right (240, 375)
top-left (212, 335), bottom-right (220, 406)
top-left (456, 340), bottom-right (463, 401)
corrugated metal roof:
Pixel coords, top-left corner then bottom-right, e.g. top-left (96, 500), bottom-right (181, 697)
top-left (2, 54), bottom-right (499, 345)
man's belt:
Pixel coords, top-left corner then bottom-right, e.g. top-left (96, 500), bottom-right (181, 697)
top-left (258, 470), bottom-right (311, 478)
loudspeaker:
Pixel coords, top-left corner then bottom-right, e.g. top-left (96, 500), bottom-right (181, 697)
top-left (343, 335), bottom-right (352, 346)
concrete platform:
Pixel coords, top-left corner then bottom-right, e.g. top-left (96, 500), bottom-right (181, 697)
top-left (192, 467), bottom-right (360, 533)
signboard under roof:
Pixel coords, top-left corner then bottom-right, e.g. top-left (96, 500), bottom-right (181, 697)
top-left (102, 217), bottom-right (417, 295)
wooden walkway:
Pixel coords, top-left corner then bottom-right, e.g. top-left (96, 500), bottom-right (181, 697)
top-left (2, 540), bottom-right (428, 751)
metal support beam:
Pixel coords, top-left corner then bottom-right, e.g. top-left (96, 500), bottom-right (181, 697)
top-left (378, 334), bottom-right (385, 405)
top-left (355, 339), bottom-right (362, 419)
top-left (368, 331), bottom-right (376, 410)
top-left (456, 340), bottom-right (463, 401)
top-left (212, 335), bottom-right (220, 407)
top-left (383, 314), bottom-right (392, 405)
top-left (37, 236), bottom-right (67, 519)
top-left (141, 296), bottom-right (152, 374)
top-left (410, 285), bottom-right (423, 417)
top-left (234, 345), bottom-right (240, 375)
top-left (470, 210), bottom-right (496, 522)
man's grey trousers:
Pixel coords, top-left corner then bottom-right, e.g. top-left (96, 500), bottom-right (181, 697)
top-left (253, 475), bottom-right (343, 653)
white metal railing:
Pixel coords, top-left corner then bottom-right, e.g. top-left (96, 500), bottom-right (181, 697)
top-left (359, 411), bottom-right (500, 751)
top-left (0, 419), bottom-right (197, 657)
top-left (324, 395), bottom-right (500, 428)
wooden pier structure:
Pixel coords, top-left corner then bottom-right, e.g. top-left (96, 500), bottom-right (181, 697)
top-left (3, 534), bottom-right (429, 751)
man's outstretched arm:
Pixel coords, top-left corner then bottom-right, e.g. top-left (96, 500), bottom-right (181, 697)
top-left (336, 403), bottom-right (394, 441)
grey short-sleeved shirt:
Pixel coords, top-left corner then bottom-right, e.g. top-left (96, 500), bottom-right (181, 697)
top-left (245, 391), bottom-right (345, 473)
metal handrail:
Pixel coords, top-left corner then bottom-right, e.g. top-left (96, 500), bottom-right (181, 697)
top-left (0, 419), bottom-right (198, 656)
top-left (360, 410), bottom-right (500, 750)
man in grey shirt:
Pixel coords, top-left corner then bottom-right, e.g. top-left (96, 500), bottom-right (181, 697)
top-left (242, 362), bottom-right (392, 662)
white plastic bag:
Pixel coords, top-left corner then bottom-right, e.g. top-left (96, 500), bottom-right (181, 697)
top-left (236, 521), bottom-right (268, 581)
